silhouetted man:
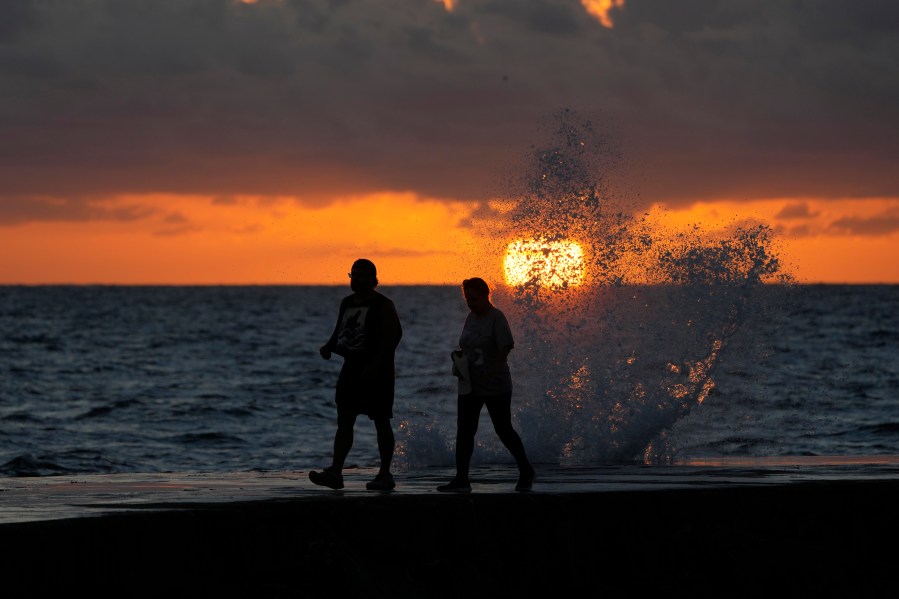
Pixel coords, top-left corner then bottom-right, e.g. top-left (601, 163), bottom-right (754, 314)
top-left (310, 259), bottom-right (403, 490)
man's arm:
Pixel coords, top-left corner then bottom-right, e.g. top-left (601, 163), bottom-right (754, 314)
top-left (320, 302), bottom-right (344, 359)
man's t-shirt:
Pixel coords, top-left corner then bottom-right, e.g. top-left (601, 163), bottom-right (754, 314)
top-left (329, 291), bottom-right (402, 377)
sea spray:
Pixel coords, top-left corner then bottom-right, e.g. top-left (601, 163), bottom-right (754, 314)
top-left (395, 109), bottom-right (792, 469)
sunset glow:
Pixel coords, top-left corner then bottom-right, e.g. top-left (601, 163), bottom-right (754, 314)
top-left (434, 0), bottom-right (623, 26)
top-left (580, 0), bottom-right (626, 28)
top-left (503, 239), bottom-right (586, 289)
top-left (642, 198), bottom-right (899, 284)
top-left (0, 193), bottom-right (478, 285)
top-left (1, 4), bottom-right (895, 286)
top-left (2, 196), bottom-right (897, 285)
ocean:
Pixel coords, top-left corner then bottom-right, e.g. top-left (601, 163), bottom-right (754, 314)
top-left (1, 283), bottom-right (896, 478)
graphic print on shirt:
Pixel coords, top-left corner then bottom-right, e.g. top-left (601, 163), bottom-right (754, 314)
top-left (336, 306), bottom-right (369, 353)
top-left (471, 348), bottom-right (484, 366)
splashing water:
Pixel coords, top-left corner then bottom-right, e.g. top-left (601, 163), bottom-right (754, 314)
top-left (399, 109), bottom-right (792, 468)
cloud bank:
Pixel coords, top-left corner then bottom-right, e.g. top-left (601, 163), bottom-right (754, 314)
top-left (1, 0), bottom-right (898, 224)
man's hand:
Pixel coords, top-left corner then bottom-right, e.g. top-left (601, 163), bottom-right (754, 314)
top-left (319, 345), bottom-right (332, 360)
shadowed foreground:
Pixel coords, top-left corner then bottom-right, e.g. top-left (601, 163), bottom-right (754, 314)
top-left (2, 478), bottom-right (897, 597)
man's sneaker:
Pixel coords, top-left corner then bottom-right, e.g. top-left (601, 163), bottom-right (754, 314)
top-left (515, 466), bottom-right (535, 492)
top-left (309, 467), bottom-right (344, 490)
top-left (436, 478), bottom-right (472, 493)
top-left (365, 472), bottom-right (396, 491)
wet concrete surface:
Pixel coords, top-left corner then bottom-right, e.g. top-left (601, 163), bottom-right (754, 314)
top-left (1, 457), bottom-right (897, 525)
top-left (2, 459), bottom-right (898, 597)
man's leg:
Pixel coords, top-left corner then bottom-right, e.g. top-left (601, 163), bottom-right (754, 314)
top-left (310, 411), bottom-right (355, 489)
top-left (332, 411), bottom-right (357, 471)
top-left (373, 417), bottom-right (395, 474)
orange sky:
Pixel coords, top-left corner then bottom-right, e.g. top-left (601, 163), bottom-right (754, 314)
top-left (2, 193), bottom-right (897, 285)
top-left (2, 2), bottom-right (897, 285)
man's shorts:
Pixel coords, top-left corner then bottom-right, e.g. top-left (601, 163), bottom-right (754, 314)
top-left (335, 362), bottom-right (395, 420)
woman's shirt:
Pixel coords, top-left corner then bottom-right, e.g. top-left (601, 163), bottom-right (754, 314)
top-left (458, 306), bottom-right (514, 396)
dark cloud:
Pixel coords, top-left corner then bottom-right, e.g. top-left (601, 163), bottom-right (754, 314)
top-left (776, 202), bottom-right (819, 219)
top-left (0, 195), bottom-right (155, 225)
top-left (828, 213), bottom-right (899, 237)
top-left (152, 210), bottom-right (199, 236)
top-left (1, 0), bottom-right (898, 224)
top-left (0, 0), bottom-right (36, 42)
top-left (785, 223), bottom-right (811, 238)
top-left (163, 211), bottom-right (190, 225)
top-left (478, 0), bottom-right (584, 35)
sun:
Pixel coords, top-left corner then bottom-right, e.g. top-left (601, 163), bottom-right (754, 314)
top-left (503, 238), bottom-right (586, 289)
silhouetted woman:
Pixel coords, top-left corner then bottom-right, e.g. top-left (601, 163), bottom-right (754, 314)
top-left (437, 277), bottom-right (535, 492)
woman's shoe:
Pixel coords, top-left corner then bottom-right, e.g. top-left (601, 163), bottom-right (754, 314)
top-left (366, 472), bottom-right (396, 491)
top-left (436, 477), bottom-right (472, 493)
top-left (309, 467), bottom-right (344, 490)
top-left (515, 467), bottom-right (535, 492)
